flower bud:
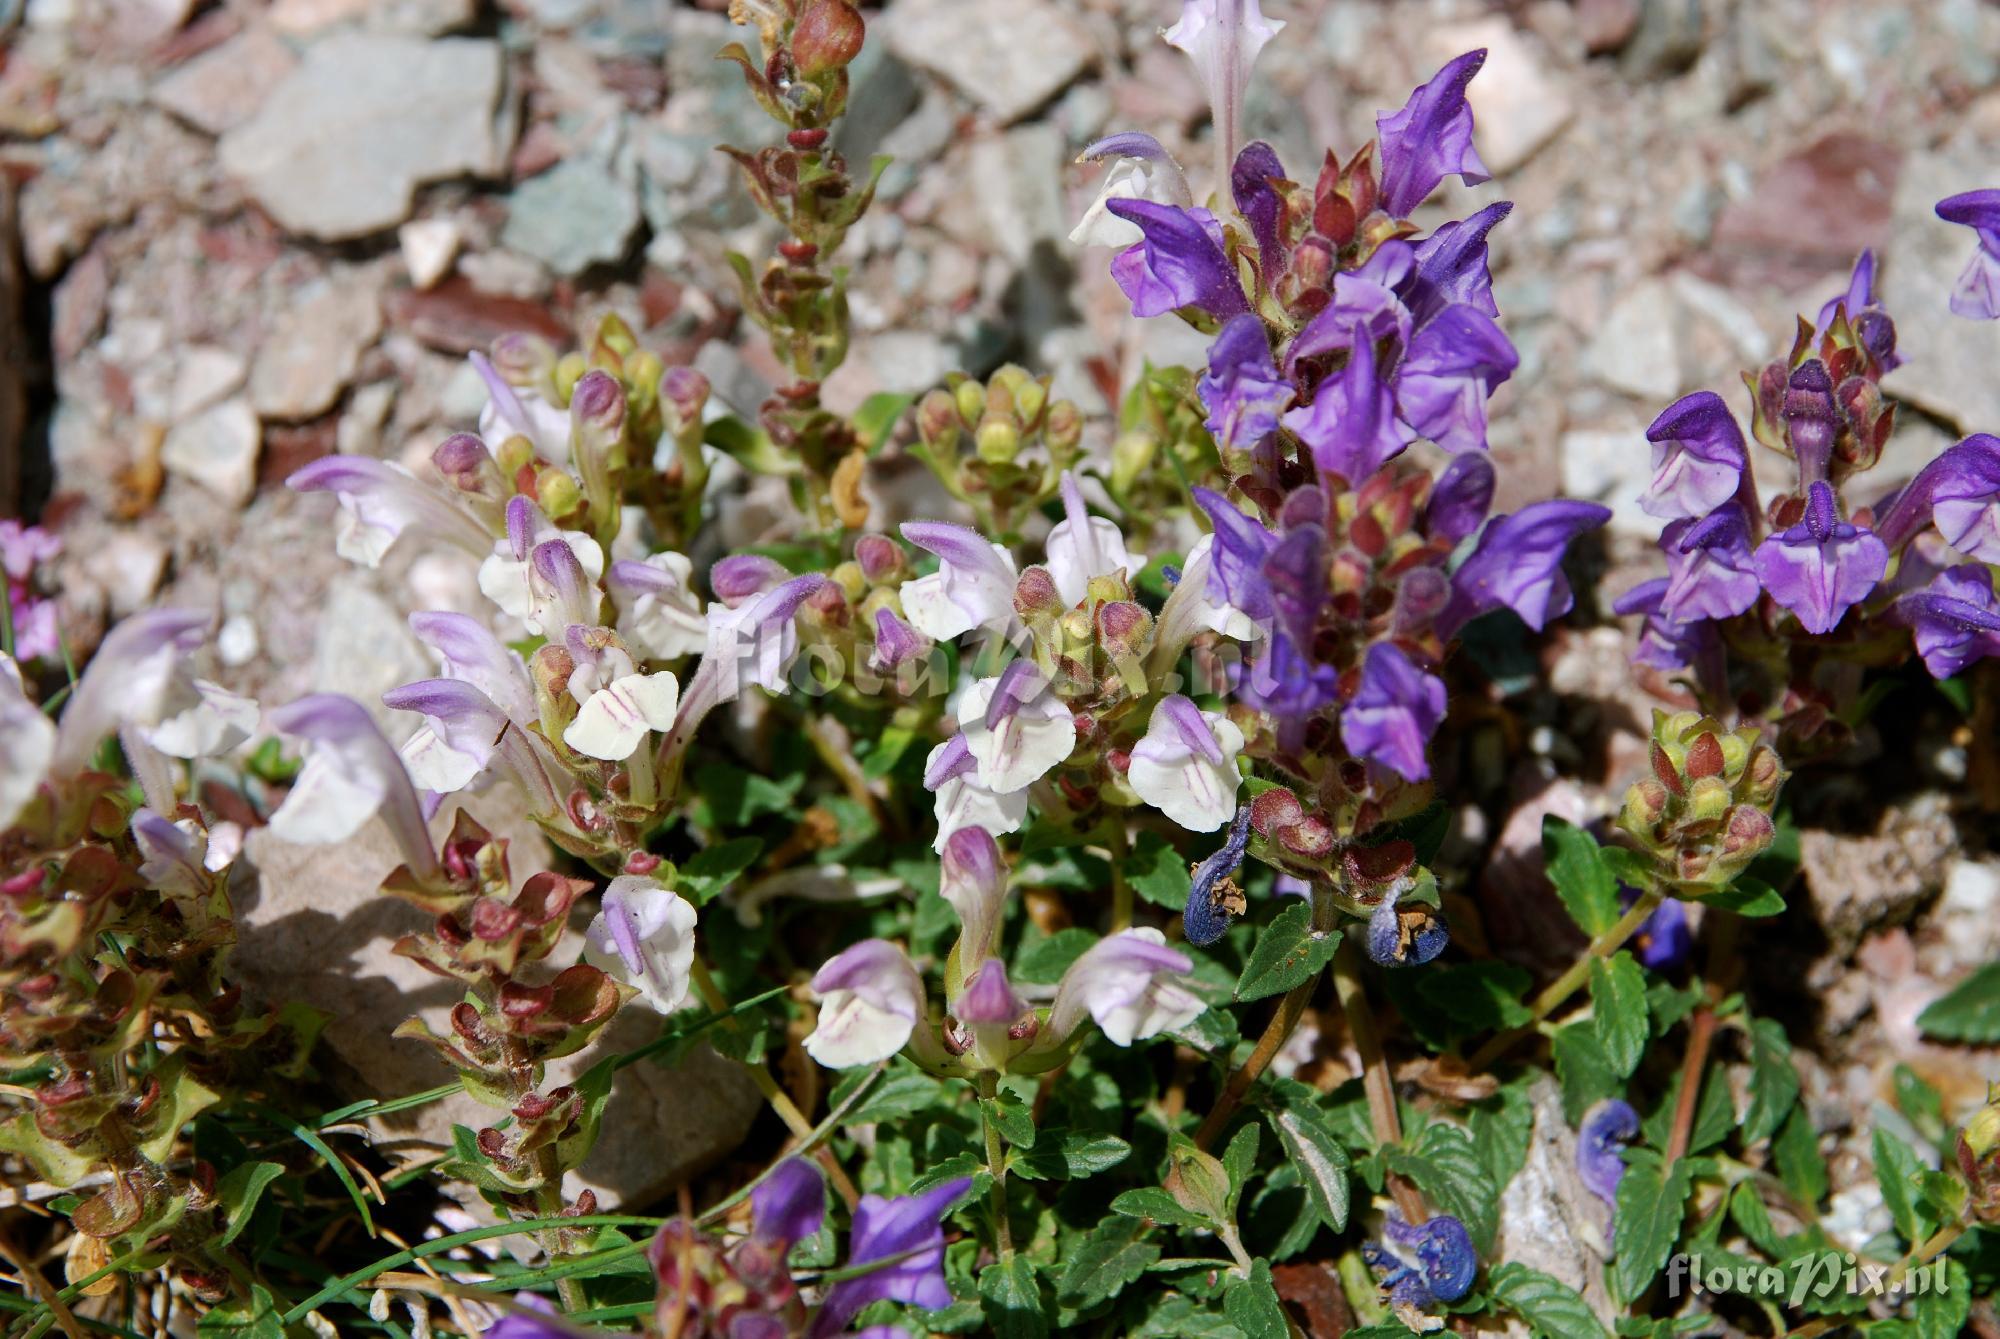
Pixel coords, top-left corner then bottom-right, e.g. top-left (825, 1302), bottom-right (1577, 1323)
top-left (1111, 431), bottom-right (1157, 500)
top-left (660, 366), bottom-right (711, 433)
top-left (1721, 804), bottom-right (1774, 860)
top-left (1097, 600), bottom-right (1153, 661)
top-left (711, 554), bottom-right (789, 605)
top-left (1686, 775), bottom-right (1731, 823)
top-left (954, 379), bottom-right (986, 426)
top-left (1966, 1099), bottom-right (2000, 1160)
top-left (537, 468), bottom-right (583, 519)
top-left (975, 416), bottom-right (1021, 464)
top-left (1044, 400), bottom-right (1083, 454)
top-left (854, 533), bottom-right (905, 584)
top-left (830, 561), bottom-right (867, 602)
top-left (1015, 376), bottom-right (1049, 426)
top-left (531, 642), bottom-right (576, 701)
top-left (918, 388), bottom-right (961, 448)
top-left (433, 432), bottom-right (497, 491)
top-left (493, 433), bottom-right (537, 481)
top-left (492, 332), bottom-right (557, 386)
top-left (1013, 565), bottom-right (1064, 619)
top-left (792, 0), bottom-right (865, 78)
top-left (1621, 777), bottom-right (1669, 833)
top-left (572, 369), bottom-right (627, 434)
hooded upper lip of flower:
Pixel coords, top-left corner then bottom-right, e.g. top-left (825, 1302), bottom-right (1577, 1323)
top-left (1046, 927), bottom-right (1204, 1046)
top-left (1437, 499), bottom-right (1612, 638)
top-left (898, 521), bottom-right (1020, 642)
top-left (581, 875), bottom-right (698, 1014)
top-left (1375, 50), bottom-right (1491, 219)
top-left (1129, 693), bottom-right (1246, 832)
top-left (266, 692), bottom-right (439, 883)
top-left (288, 455), bottom-right (495, 569)
top-left (1162, 0), bottom-right (1286, 186)
top-left (1898, 564), bottom-right (2000, 679)
top-left (1642, 392), bottom-right (1749, 522)
top-left (804, 938), bottom-right (926, 1069)
top-left (50, 607), bottom-right (212, 779)
top-left (922, 734), bottom-right (1030, 850)
top-left (1935, 188), bottom-right (2000, 321)
top-left (1069, 132), bottom-right (1194, 249)
top-left (1045, 471), bottom-right (1147, 605)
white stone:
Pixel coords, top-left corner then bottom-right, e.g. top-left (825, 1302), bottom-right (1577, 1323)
top-left (80, 531), bottom-right (169, 618)
top-left (249, 277), bottom-right (384, 420)
top-left (1561, 424), bottom-right (1656, 537)
top-left (1669, 272), bottom-right (1771, 364)
top-left (161, 399), bottom-right (262, 506)
top-left (151, 26), bottom-right (298, 136)
top-left (398, 218), bottom-right (462, 289)
top-left (1582, 280), bottom-right (1683, 401)
top-left (311, 575), bottom-right (431, 737)
top-left (1430, 19), bottom-right (1574, 176)
top-left (885, 0), bottom-right (1094, 125)
top-left (218, 614), bottom-right (261, 667)
top-left (169, 346), bottom-right (249, 423)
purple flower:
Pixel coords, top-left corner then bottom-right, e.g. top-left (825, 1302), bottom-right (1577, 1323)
top-left (288, 455), bottom-right (494, 568)
top-left (1286, 241), bottom-right (1415, 368)
top-left (1612, 579), bottom-right (1719, 677)
top-left (812, 1179), bottom-right (973, 1337)
top-left (752, 1158), bottom-right (827, 1248)
top-left (1365, 1213), bottom-right (1477, 1308)
top-left (1366, 888), bottom-right (1449, 967)
top-left (1376, 50), bottom-right (1490, 219)
top-left (1751, 482), bottom-right (1887, 635)
top-left (1813, 250), bottom-right (1900, 369)
top-left (1936, 190), bottom-right (2000, 320)
top-left (0, 521), bottom-right (60, 664)
top-left (1641, 392), bottom-right (1748, 522)
top-left (1231, 140), bottom-right (1289, 285)
top-left (483, 1295), bottom-right (567, 1339)
top-left (1659, 505), bottom-right (1760, 623)
top-left (1876, 434), bottom-right (2000, 562)
top-left (1165, 0), bottom-right (1286, 185)
top-left (1199, 314), bottom-right (1291, 451)
top-left (1784, 361), bottom-right (1838, 485)
top-left (1396, 302), bottom-right (1517, 454)
top-left (1234, 630), bottom-right (1341, 721)
top-left (1193, 487), bottom-right (1280, 623)
top-left (1439, 500), bottom-right (1612, 637)
top-left (1425, 453), bottom-right (1495, 545)
top-left (1899, 565), bottom-right (2000, 679)
top-left (1407, 201), bottom-right (1512, 324)
top-left (1578, 1099), bottom-right (1640, 1206)
top-left (1340, 642), bottom-right (1446, 782)
top-left (1282, 335), bottom-right (1414, 484)
top-left (1105, 200), bottom-right (1250, 320)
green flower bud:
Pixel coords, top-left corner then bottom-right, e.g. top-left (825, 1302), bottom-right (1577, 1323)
top-left (537, 468), bottom-right (583, 520)
top-left (975, 417), bottom-right (1021, 464)
top-left (954, 379), bottom-right (986, 426)
top-left (1110, 431), bottom-right (1157, 498)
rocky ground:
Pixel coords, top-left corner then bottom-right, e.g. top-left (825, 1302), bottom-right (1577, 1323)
top-left (3, 0), bottom-right (1997, 1221)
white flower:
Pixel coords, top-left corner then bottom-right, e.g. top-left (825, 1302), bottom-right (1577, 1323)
top-left (132, 808), bottom-right (238, 902)
top-left (138, 678), bottom-right (260, 759)
top-left (1, 653), bottom-right (54, 827)
top-left (1049, 928), bottom-right (1205, 1047)
top-left (804, 939), bottom-right (927, 1069)
top-left (1046, 471), bottom-right (1146, 605)
top-left (472, 351), bottom-right (573, 464)
top-left (564, 668), bottom-right (681, 761)
top-left (266, 695), bottom-right (438, 881)
top-left (898, 521), bottom-right (1020, 641)
top-left (608, 554), bottom-right (708, 659)
top-left (958, 663), bottom-right (1075, 795)
top-left (582, 876), bottom-right (698, 1014)
top-left (50, 609), bottom-right (208, 778)
top-left (1128, 694), bottom-right (1244, 832)
top-left (924, 736), bottom-right (1029, 851)
top-left (478, 497), bottom-right (604, 627)
top-left (1069, 133), bottom-right (1193, 248)
top-left (1163, 0), bottom-right (1285, 180)
top-left (1182, 535), bottom-right (1261, 640)
top-left (703, 584), bottom-right (806, 702)
top-left (288, 456), bottom-right (493, 569)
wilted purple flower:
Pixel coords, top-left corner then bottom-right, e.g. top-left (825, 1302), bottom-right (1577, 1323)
top-left (1341, 642), bottom-right (1446, 783)
top-left (1375, 50), bottom-right (1490, 219)
top-left (1163, 0), bottom-right (1286, 184)
top-left (1936, 189), bottom-right (2000, 320)
top-left (1659, 506), bottom-right (1760, 623)
top-left (1200, 314), bottom-right (1292, 451)
top-left (1283, 337), bottom-right (1413, 485)
top-left (1183, 805), bottom-right (1253, 947)
top-left (1366, 887), bottom-right (1449, 967)
top-left (0, 520), bottom-right (60, 664)
top-left (751, 1158), bottom-right (826, 1250)
top-left (811, 1179), bottom-right (973, 1338)
top-left (1641, 392), bottom-right (1748, 522)
top-left (1425, 453), bottom-right (1496, 545)
top-left (1365, 1212), bottom-right (1478, 1307)
top-left (1105, 200), bottom-right (1250, 320)
top-left (1899, 565), bottom-right (2000, 679)
top-left (1437, 500), bottom-right (1611, 637)
top-left (1751, 482), bottom-right (1887, 635)
top-left (1578, 1099), bottom-right (1640, 1205)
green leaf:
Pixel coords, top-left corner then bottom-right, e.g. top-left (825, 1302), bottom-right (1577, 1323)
top-left (1916, 962), bottom-right (2000, 1043)
top-left (1773, 1105), bottom-right (1828, 1205)
top-left (676, 837), bottom-right (764, 906)
top-left (1221, 1261), bottom-right (1288, 1339)
top-left (1699, 875), bottom-right (1786, 917)
top-left (197, 1285), bottom-right (284, 1339)
top-left (214, 1162), bottom-right (286, 1247)
top-left (692, 763), bottom-right (803, 827)
top-left (1128, 831), bottom-right (1194, 908)
top-left (1911, 1259), bottom-right (1970, 1339)
top-left (979, 1256), bottom-right (1049, 1339)
top-left (1727, 1182), bottom-right (1782, 1258)
top-left (853, 391), bottom-right (916, 454)
top-left (1543, 817), bottom-right (1618, 935)
top-left (982, 1091), bottom-right (1036, 1149)
top-left (1874, 1127), bottom-right (1928, 1245)
top-left (1388, 1123), bottom-right (1499, 1251)
top-left (1611, 1152), bottom-right (1692, 1304)
top-left (1234, 902), bottom-right (1340, 1002)
top-left (1468, 1081), bottom-right (1535, 1192)
top-left (1012, 1130), bottom-right (1131, 1181)
top-left (1260, 1092), bottom-right (1352, 1231)
top-left (1417, 960), bottom-right (1533, 1034)
top-left (1055, 1216), bottom-right (1159, 1309)
top-left (1553, 1022), bottom-right (1621, 1125)
top-left (1133, 1295), bottom-right (1245, 1338)
top-left (1741, 1018), bottom-right (1800, 1145)
top-left (0, 1111), bottom-right (97, 1186)
top-left (1111, 1187), bottom-right (1212, 1231)
top-left (1013, 928), bottom-right (1098, 985)
top-left (1488, 1261), bottom-right (1611, 1339)
top-left (1639, 1066), bottom-right (1733, 1157)
top-left (832, 1063), bottom-right (948, 1126)
top-left (1590, 952), bottom-right (1650, 1079)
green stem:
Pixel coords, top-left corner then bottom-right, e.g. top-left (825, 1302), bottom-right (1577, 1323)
top-left (1106, 822), bottom-right (1133, 933)
top-left (1333, 940), bottom-right (1426, 1224)
top-left (1466, 889), bottom-right (1663, 1071)
top-left (977, 1072), bottom-right (1013, 1260)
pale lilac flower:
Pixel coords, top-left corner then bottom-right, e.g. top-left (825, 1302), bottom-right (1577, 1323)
top-left (1659, 505), bottom-right (1760, 623)
top-left (1200, 314), bottom-right (1291, 452)
top-left (804, 939), bottom-right (927, 1068)
top-left (132, 808), bottom-right (237, 902)
top-left (923, 735), bottom-right (1030, 849)
top-left (869, 607), bottom-right (930, 673)
top-left (1104, 200), bottom-right (1250, 320)
top-left (1282, 335), bottom-right (1413, 484)
top-left (409, 612), bottom-right (536, 725)
top-left (477, 496), bottom-right (605, 628)
top-left (1129, 694), bottom-right (1245, 832)
top-left (1, 520), bottom-right (60, 663)
top-left (1070, 133), bottom-right (1194, 248)
top-left (581, 875), bottom-right (698, 1014)
top-left (266, 694), bottom-right (438, 882)
top-left (939, 826), bottom-right (1009, 966)
top-left (699, 573), bottom-right (822, 704)
top-left (1046, 472), bottom-right (1148, 605)
top-left (811, 1180), bottom-right (973, 1338)
top-left (471, 350), bottom-right (572, 462)
top-left (1642, 392), bottom-right (1748, 522)
top-left (51, 608), bottom-right (209, 780)
top-left (525, 540), bottom-right (601, 637)
top-left (386, 677), bottom-right (573, 814)
top-left (1936, 190), bottom-right (2000, 320)
top-left (136, 677), bottom-right (259, 761)
top-left (0, 652), bottom-right (55, 828)
top-left (1340, 642), bottom-right (1446, 782)
top-left (1899, 565), bottom-right (2000, 679)
top-left (1162, 0), bottom-right (1286, 184)
top-left (1578, 1099), bottom-right (1640, 1206)
top-left (1752, 482), bottom-right (1888, 635)
top-left (560, 631), bottom-right (680, 762)
top-left (1047, 928), bottom-right (1204, 1046)
top-left (606, 553), bottom-right (708, 659)
top-left (1375, 50), bottom-right (1490, 218)
top-left (898, 522), bottom-right (1019, 641)
top-left (954, 957), bottom-right (1031, 1069)
top-left (289, 456), bottom-right (494, 569)
top-left (959, 662), bottom-right (1076, 794)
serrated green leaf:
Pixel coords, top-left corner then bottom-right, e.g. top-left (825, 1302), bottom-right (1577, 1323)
top-left (1773, 1105), bottom-right (1828, 1205)
top-left (1698, 874), bottom-right (1786, 916)
top-left (1742, 1017), bottom-right (1800, 1145)
top-left (983, 1092), bottom-right (1036, 1149)
top-left (1544, 817), bottom-right (1618, 935)
top-left (833, 1064), bottom-right (948, 1126)
top-left (1234, 902), bottom-right (1339, 1002)
top-left (1488, 1261), bottom-right (1610, 1339)
top-left (980, 1256), bottom-right (1049, 1339)
top-left (1221, 1261), bottom-right (1287, 1339)
top-left (1055, 1216), bottom-right (1158, 1309)
top-left (1011, 1129), bottom-right (1130, 1181)
top-left (1417, 960), bottom-right (1533, 1034)
top-left (1389, 1123), bottom-right (1499, 1251)
top-left (1727, 1182), bottom-right (1782, 1257)
top-left (1133, 1295), bottom-right (1245, 1337)
top-left (1129, 831), bottom-right (1194, 908)
top-left (1111, 1186), bottom-right (1211, 1231)
top-left (197, 1285), bottom-right (284, 1339)
top-left (676, 837), bottom-right (765, 906)
top-left (1612, 1152), bottom-right (1692, 1304)
top-left (1916, 962), bottom-right (2000, 1043)
top-left (1590, 952), bottom-right (1649, 1079)
top-left (1221, 1122), bottom-right (1260, 1216)
top-left (1013, 927), bottom-right (1098, 985)
top-left (1911, 1258), bottom-right (1970, 1339)
top-left (1468, 1081), bottom-right (1535, 1192)
top-left (1553, 1021), bottom-right (1621, 1125)
top-left (1874, 1127), bottom-right (1928, 1245)
top-left (1261, 1094), bottom-right (1352, 1231)
top-left (1639, 1066), bottom-right (1732, 1157)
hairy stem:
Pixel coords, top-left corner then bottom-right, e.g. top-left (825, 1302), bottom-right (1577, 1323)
top-left (977, 1072), bottom-right (1014, 1260)
top-left (1467, 889), bottom-right (1663, 1071)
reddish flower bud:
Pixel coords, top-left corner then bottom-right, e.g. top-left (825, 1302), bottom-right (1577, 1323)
top-left (792, 0), bottom-right (865, 77)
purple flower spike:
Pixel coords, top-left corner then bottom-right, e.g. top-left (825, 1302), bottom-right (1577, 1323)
top-left (1409, 201), bottom-right (1513, 323)
top-left (1752, 482), bottom-right (1888, 635)
top-left (1396, 303), bottom-right (1517, 454)
top-left (1200, 314), bottom-right (1291, 451)
top-left (1578, 1099), bottom-right (1640, 1206)
top-left (1426, 453), bottom-right (1496, 545)
top-left (1341, 642), bottom-right (1446, 782)
top-left (1660, 506), bottom-right (1760, 623)
top-left (1439, 500), bottom-right (1611, 637)
top-left (1642, 392), bottom-right (1749, 522)
top-left (1105, 200), bottom-right (1250, 320)
top-left (1284, 336), bottom-right (1414, 485)
top-left (812, 1180), bottom-right (973, 1338)
top-left (751, 1158), bottom-right (826, 1248)
top-left (1376, 50), bottom-right (1490, 219)
top-left (1936, 190), bottom-right (2000, 320)
top-left (1900, 565), bottom-right (2000, 679)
